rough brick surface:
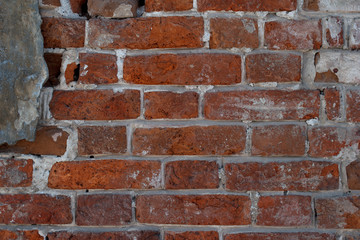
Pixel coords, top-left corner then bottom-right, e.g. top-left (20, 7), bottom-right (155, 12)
top-left (0, 230), bottom-right (43, 240)
top-left (325, 89), bottom-right (341, 120)
top-left (251, 125), bottom-right (306, 156)
top-left (316, 196), bottom-right (360, 229)
top-left (347, 90), bottom-right (360, 122)
top-left (198, 0), bottom-right (297, 11)
top-left (246, 53), bottom-right (301, 83)
top-left (136, 195), bottom-right (251, 225)
top-left (48, 231), bottom-right (160, 240)
top-left (0, 127), bottom-right (69, 156)
top-left (0, 159), bottom-right (33, 187)
top-left (78, 53), bottom-right (118, 84)
top-left (42, 0), bottom-right (61, 7)
top-left (350, 20), bottom-right (360, 49)
top-left (165, 231), bottom-right (219, 240)
top-left (43, 53), bottom-right (62, 87)
top-left (88, 17), bottom-right (203, 49)
top-left (0, 194), bottom-right (72, 224)
top-left (347, 161), bottom-right (360, 190)
top-left (144, 91), bottom-right (199, 119)
top-left (146, 0), bottom-right (193, 11)
top-left (76, 194), bottom-right (132, 225)
top-left (48, 160), bottom-right (161, 189)
top-left (204, 90), bottom-right (320, 121)
top-left (69, 0), bottom-right (87, 14)
top-left (226, 161), bottom-right (339, 191)
top-left (78, 126), bottom-right (127, 155)
top-left (50, 90), bottom-right (140, 120)
top-left (225, 233), bottom-right (336, 240)
top-left (324, 17), bottom-right (344, 48)
top-left (64, 62), bottom-right (78, 84)
top-left (132, 126), bottom-right (246, 155)
top-left (165, 160), bottom-right (219, 189)
top-left (303, 0), bottom-right (360, 12)
top-left (210, 18), bottom-right (259, 49)
top-left (41, 18), bottom-right (85, 48)
top-left (265, 20), bottom-right (322, 50)
top-left (123, 53), bottom-right (242, 85)
top-left (257, 196), bottom-right (312, 226)
top-left (88, 0), bottom-right (138, 18)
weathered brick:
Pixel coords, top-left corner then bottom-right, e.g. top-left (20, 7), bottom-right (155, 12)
top-left (76, 194), bottom-right (132, 225)
top-left (246, 53), bottom-right (301, 83)
top-left (346, 161), bottom-right (360, 190)
top-left (265, 20), bottom-right (321, 50)
top-left (42, 0), bottom-right (61, 7)
top-left (146, 0), bottom-right (193, 12)
top-left (303, 0), bottom-right (360, 12)
top-left (43, 53), bottom-right (62, 87)
top-left (50, 90), bottom-right (140, 120)
top-left (0, 230), bottom-right (43, 240)
top-left (0, 127), bottom-right (69, 156)
top-left (308, 126), bottom-right (360, 157)
top-left (316, 196), bottom-right (360, 229)
top-left (347, 90), bottom-right (360, 122)
top-left (204, 90), bottom-right (320, 121)
top-left (344, 234), bottom-right (360, 240)
top-left (350, 19), bottom-right (360, 49)
top-left (41, 18), bottom-right (85, 48)
top-left (78, 53), bottom-right (118, 84)
top-left (132, 126), bottom-right (246, 155)
top-left (48, 231), bottom-right (160, 240)
top-left (325, 88), bottom-right (341, 120)
top-left (225, 161), bottom-right (339, 191)
top-left (88, 0), bottom-right (138, 18)
top-left (314, 52), bottom-right (360, 84)
top-left (198, 0), bottom-right (297, 12)
top-left (210, 18), bottom-right (258, 49)
top-left (165, 231), bottom-right (219, 240)
top-left (136, 195), bottom-right (251, 225)
top-left (48, 160), bottom-right (161, 189)
top-left (144, 92), bottom-right (199, 119)
top-left (65, 62), bottom-right (78, 84)
top-left (123, 53), bottom-right (242, 85)
top-left (224, 232), bottom-right (336, 240)
top-left (257, 196), bottom-right (312, 226)
top-left (78, 126), bottom-right (127, 156)
top-left (69, 0), bottom-right (87, 14)
top-left (88, 17), bottom-right (203, 49)
top-left (251, 125), bottom-right (306, 156)
top-left (0, 159), bottom-right (33, 187)
top-left (324, 17), bottom-right (344, 48)
top-left (165, 160), bottom-right (219, 189)
top-left (0, 194), bottom-right (72, 224)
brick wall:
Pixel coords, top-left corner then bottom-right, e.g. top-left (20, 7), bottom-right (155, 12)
top-left (0, 0), bottom-right (360, 239)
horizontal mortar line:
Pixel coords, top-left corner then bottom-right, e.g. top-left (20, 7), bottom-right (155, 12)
top-left (222, 226), bottom-right (340, 233)
top-left (0, 224), bottom-right (160, 231)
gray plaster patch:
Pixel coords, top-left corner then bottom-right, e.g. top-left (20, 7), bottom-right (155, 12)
top-left (0, 0), bottom-right (48, 144)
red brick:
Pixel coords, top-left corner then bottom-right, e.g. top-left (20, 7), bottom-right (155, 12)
top-left (76, 194), bottom-right (131, 225)
top-left (308, 126), bottom-right (360, 157)
top-left (132, 126), bottom-right (246, 155)
top-left (144, 92), bottom-right (199, 119)
top-left (0, 159), bottom-right (33, 187)
top-left (0, 194), bottom-right (72, 224)
top-left (316, 196), bottom-right (360, 229)
top-left (246, 53), bottom-right (301, 83)
top-left (251, 125), bottom-right (306, 156)
top-left (88, 0), bottom-right (138, 18)
top-left (42, 0), bottom-right (61, 7)
top-left (65, 62), bottom-right (78, 84)
top-left (204, 90), bottom-right (320, 121)
top-left (69, 0), bottom-right (86, 14)
top-left (136, 194), bottom-right (251, 225)
top-left (224, 232), bottom-right (336, 240)
top-left (347, 161), bottom-right (360, 190)
top-left (48, 231), bottom-right (160, 240)
top-left (50, 90), bottom-right (140, 120)
top-left (0, 127), bottom-right (69, 156)
top-left (350, 20), bottom-right (360, 50)
top-left (165, 160), bottom-right (219, 189)
top-left (88, 17), bottom-right (203, 49)
top-left (43, 53), bottom-right (62, 87)
top-left (324, 17), bottom-right (344, 48)
top-left (146, 0), bottom-right (193, 11)
top-left (48, 160), bottom-right (161, 189)
top-left (78, 53), bottom-right (118, 84)
top-left (165, 231), bottom-right (219, 240)
top-left (225, 161), bottom-right (339, 191)
top-left (0, 230), bottom-right (43, 240)
top-left (325, 88), bottom-right (341, 120)
top-left (123, 53), bottom-right (242, 85)
top-left (265, 20), bottom-right (321, 50)
top-left (347, 90), bottom-right (360, 122)
top-left (257, 196), bottom-right (312, 226)
top-left (41, 18), bottom-right (85, 48)
top-left (210, 18), bottom-right (259, 49)
top-left (198, 0), bottom-right (297, 12)
top-left (78, 126), bottom-right (127, 156)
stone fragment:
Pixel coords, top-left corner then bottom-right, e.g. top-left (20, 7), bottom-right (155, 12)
top-left (88, 0), bottom-right (138, 18)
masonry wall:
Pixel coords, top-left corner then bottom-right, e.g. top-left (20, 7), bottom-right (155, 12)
top-left (0, 0), bottom-right (360, 239)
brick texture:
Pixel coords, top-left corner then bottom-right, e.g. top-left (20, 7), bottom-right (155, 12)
top-left (0, 159), bottom-right (33, 187)
top-left (225, 233), bottom-right (336, 240)
top-left (165, 231), bottom-right (219, 240)
top-left (347, 90), bottom-right (360, 122)
top-left (0, 230), bottom-right (43, 240)
top-left (198, 0), bottom-right (297, 12)
top-left (146, 0), bottom-right (193, 11)
top-left (47, 231), bottom-right (160, 240)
